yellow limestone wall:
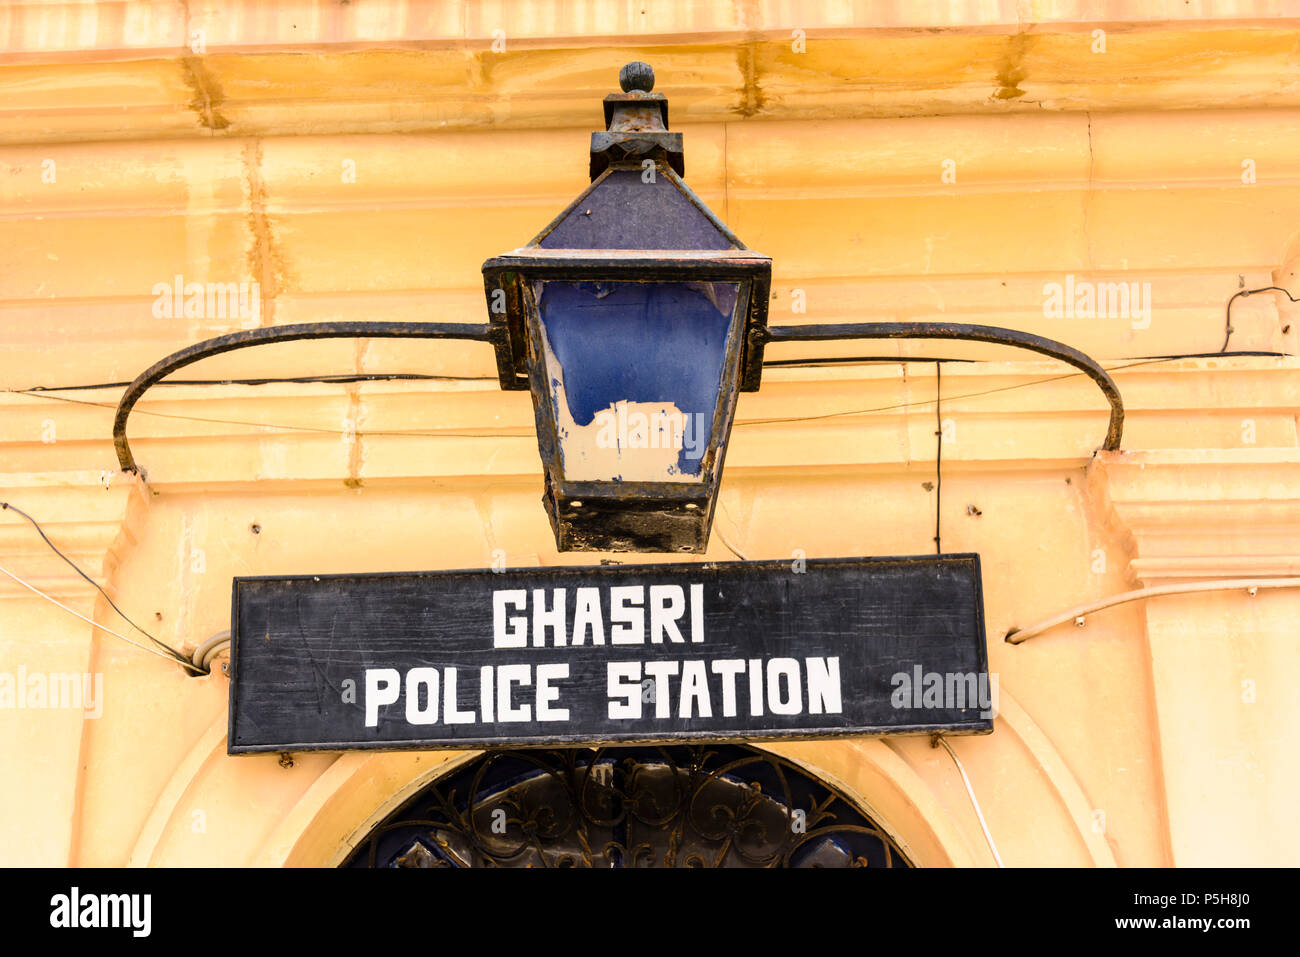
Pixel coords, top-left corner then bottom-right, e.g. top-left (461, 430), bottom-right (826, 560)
top-left (1, 2), bottom-right (1298, 867)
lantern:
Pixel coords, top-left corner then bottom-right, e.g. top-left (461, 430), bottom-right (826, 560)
top-left (483, 62), bottom-right (771, 552)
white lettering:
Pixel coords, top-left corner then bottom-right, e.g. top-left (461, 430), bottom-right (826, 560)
top-left (806, 657), bottom-right (842, 714)
top-left (442, 667), bottom-right (475, 724)
top-left (535, 663), bottom-right (570, 721)
top-left (648, 585), bottom-right (686, 643)
top-left (571, 587), bottom-right (606, 645)
top-left (766, 658), bottom-right (802, 715)
top-left (607, 661), bottom-right (641, 719)
top-left (609, 586), bottom-right (645, 644)
top-left (404, 667), bottom-right (440, 725)
top-left (365, 668), bottom-right (401, 726)
top-left (678, 660), bottom-right (712, 718)
top-left (496, 663), bottom-right (531, 721)
top-left (642, 661), bottom-right (679, 718)
top-left (493, 590), bottom-right (528, 647)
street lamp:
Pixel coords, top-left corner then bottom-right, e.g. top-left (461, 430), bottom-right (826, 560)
top-left (112, 63), bottom-right (1124, 558)
top-left (482, 62), bottom-right (772, 553)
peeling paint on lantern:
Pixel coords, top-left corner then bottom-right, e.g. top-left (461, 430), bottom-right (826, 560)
top-left (539, 332), bottom-right (705, 483)
top-left (532, 279), bottom-right (738, 483)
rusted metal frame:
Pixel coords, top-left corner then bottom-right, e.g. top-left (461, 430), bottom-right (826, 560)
top-left (517, 275), bottom-right (754, 553)
top-left (590, 133), bottom-right (683, 180)
top-left (112, 321), bottom-right (501, 474)
top-left (761, 321), bottom-right (1125, 451)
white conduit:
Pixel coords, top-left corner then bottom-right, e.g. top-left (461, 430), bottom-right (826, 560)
top-left (935, 735), bottom-right (1004, 867)
top-left (190, 631), bottom-right (232, 672)
top-left (1005, 578), bottom-right (1300, 645)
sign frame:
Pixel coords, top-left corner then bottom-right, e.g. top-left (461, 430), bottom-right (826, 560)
top-left (227, 554), bottom-right (993, 755)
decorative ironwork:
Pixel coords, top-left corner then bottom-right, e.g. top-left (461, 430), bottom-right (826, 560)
top-left (344, 745), bottom-right (912, 868)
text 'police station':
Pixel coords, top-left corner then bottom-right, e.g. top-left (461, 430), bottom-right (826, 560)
top-left (362, 584), bottom-right (842, 727)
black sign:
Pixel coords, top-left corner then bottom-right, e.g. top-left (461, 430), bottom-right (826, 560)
top-left (228, 554), bottom-right (991, 754)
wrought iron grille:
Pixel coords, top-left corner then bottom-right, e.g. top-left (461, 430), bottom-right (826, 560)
top-left (343, 745), bottom-right (912, 868)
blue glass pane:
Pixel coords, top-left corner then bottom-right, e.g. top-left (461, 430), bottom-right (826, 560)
top-left (534, 280), bottom-right (740, 481)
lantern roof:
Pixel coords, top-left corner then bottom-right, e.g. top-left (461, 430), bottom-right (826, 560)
top-left (482, 62), bottom-right (772, 394)
top-left (528, 167), bottom-right (744, 252)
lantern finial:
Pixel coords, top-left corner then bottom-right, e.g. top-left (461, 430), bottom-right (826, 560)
top-left (593, 62), bottom-right (680, 179)
top-left (619, 61), bottom-right (655, 93)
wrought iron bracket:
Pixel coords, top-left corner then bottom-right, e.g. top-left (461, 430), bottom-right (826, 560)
top-left (112, 321), bottom-right (502, 475)
top-left (111, 319), bottom-right (1122, 479)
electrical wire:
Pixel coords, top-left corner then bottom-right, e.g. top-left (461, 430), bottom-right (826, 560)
top-left (712, 526), bottom-right (749, 561)
top-left (738, 367), bottom-right (1094, 428)
top-left (0, 500), bottom-right (201, 671)
top-left (0, 500), bottom-right (184, 660)
top-left (934, 734), bottom-right (1004, 867)
top-left (933, 363), bottom-right (942, 555)
top-left (4, 350), bottom-right (1294, 446)
top-left (8, 348), bottom-right (1289, 404)
top-left (22, 373), bottom-right (496, 392)
top-left (1221, 286), bottom-right (1298, 352)
top-left (769, 349), bottom-right (1291, 370)
top-left (0, 356), bottom-right (1208, 442)
top-left (0, 562), bottom-right (202, 673)
top-left (734, 351), bottom-right (1291, 429)
top-left (764, 356), bottom-right (975, 367)
top-left (713, 501), bottom-right (750, 561)
top-left (5, 389), bottom-right (536, 440)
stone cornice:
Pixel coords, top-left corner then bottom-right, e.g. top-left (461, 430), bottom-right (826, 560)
top-left (2, 10), bottom-right (1299, 144)
top-left (1089, 448), bottom-right (1300, 584)
top-left (3, 3), bottom-right (1295, 56)
top-left (0, 470), bottom-right (149, 601)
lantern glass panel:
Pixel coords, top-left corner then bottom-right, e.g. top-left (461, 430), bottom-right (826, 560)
top-left (532, 279), bottom-right (742, 483)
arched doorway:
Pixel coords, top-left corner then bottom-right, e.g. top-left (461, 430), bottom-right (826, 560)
top-left (343, 744), bottom-right (912, 867)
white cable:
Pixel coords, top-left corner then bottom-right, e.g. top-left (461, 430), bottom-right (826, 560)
top-left (713, 524), bottom-right (750, 562)
top-left (0, 562), bottom-right (202, 673)
top-left (935, 734), bottom-right (1004, 867)
top-left (1006, 577), bottom-right (1300, 644)
top-left (714, 501), bottom-right (751, 561)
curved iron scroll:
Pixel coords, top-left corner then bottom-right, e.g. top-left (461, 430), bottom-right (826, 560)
top-left (760, 322), bottom-right (1124, 451)
top-left (113, 319), bottom-right (1122, 473)
top-left (344, 745), bottom-right (912, 868)
top-left (112, 321), bottom-right (501, 474)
